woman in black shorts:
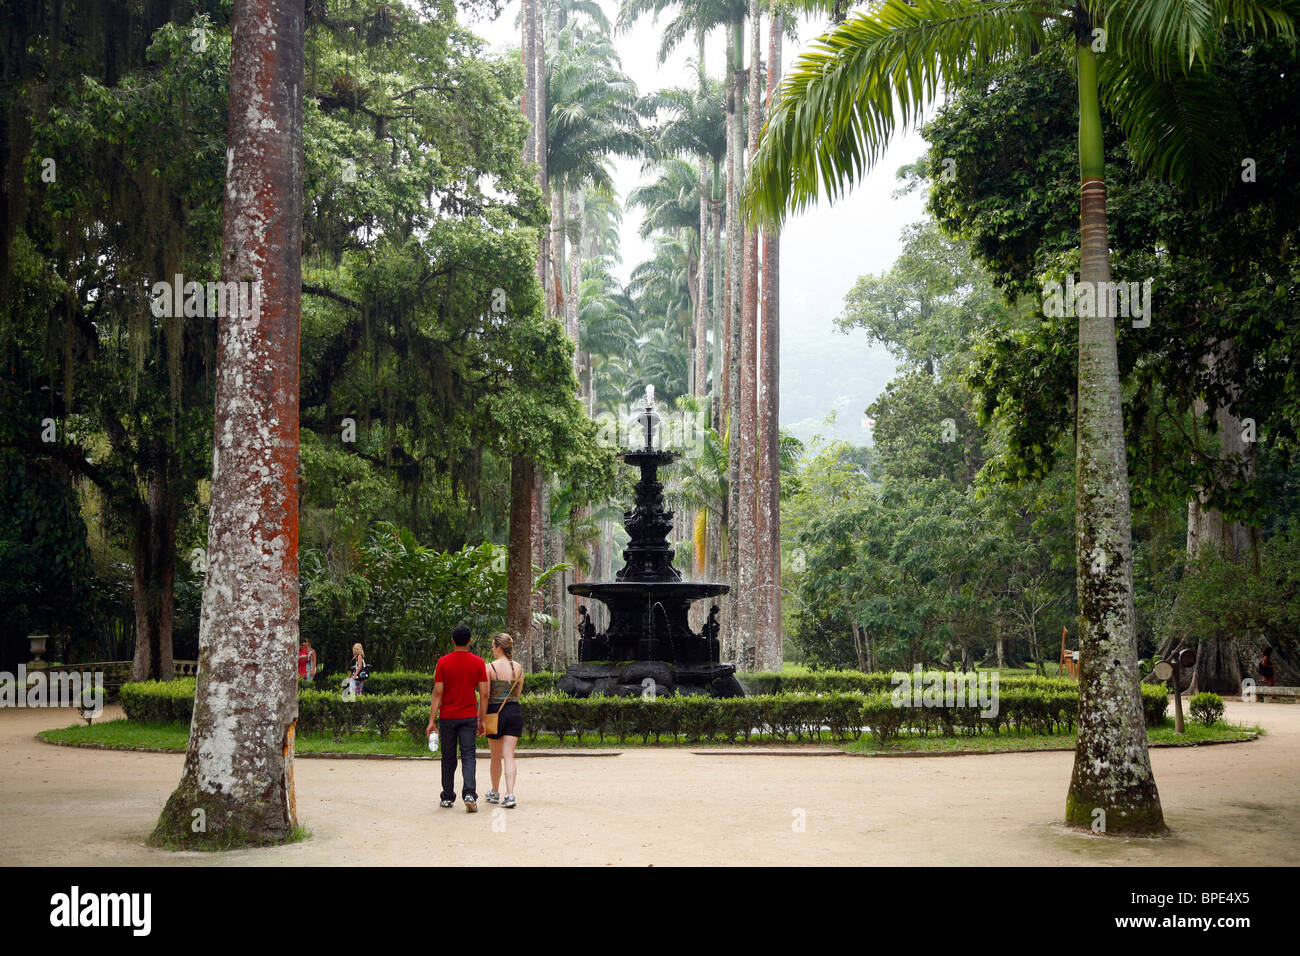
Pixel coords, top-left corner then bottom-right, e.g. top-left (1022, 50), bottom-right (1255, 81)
top-left (485, 633), bottom-right (524, 808)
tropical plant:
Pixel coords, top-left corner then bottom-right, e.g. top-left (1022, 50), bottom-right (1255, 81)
top-left (1189, 692), bottom-right (1225, 728)
top-left (746, 0), bottom-right (1300, 837)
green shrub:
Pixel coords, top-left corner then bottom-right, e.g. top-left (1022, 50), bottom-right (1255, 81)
top-left (406, 692), bottom-right (869, 745)
top-left (1189, 691), bottom-right (1225, 728)
top-left (297, 689), bottom-right (425, 738)
top-left (120, 679), bottom-right (196, 724)
top-left (402, 704), bottom-right (430, 741)
top-left (861, 692), bottom-right (905, 743)
top-left (122, 673), bottom-right (1170, 745)
top-left (740, 669), bottom-right (1083, 698)
top-left (1142, 683), bottom-right (1170, 726)
top-left (298, 669), bottom-right (560, 697)
top-left (123, 679), bottom-right (425, 738)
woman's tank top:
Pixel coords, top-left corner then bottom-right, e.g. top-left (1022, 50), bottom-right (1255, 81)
top-left (488, 661), bottom-right (522, 708)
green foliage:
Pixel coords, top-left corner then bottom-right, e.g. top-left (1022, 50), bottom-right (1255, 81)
top-left (742, 670), bottom-right (1075, 695)
top-left (124, 678), bottom-right (422, 738)
top-left (5, 0), bottom-right (614, 677)
top-left (1165, 521), bottom-right (1300, 653)
top-left (306, 670), bottom-right (562, 697)
top-left (931, 40), bottom-right (1300, 519)
top-left (860, 683), bottom-right (1169, 744)
top-left (395, 680), bottom-right (1168, 744)
top-left (747, 0), bottom-right (1296, 223)
top-left (299, 521), bottom-right (575, 672)
top-left (409, 692), bottom-right (867, 744)
top-left (0, 449), bottom-right (92, 639)
top-left (120, 679), bottom-right (197, 725)
top-left (837, 219), bottom-right (1008, 374)
top-left (352, 523), bottom-right (509, 669)
top-left (1189, 692), bottom-right (1225, 728)
top-left (783, 432), bottom-right (1076, 670)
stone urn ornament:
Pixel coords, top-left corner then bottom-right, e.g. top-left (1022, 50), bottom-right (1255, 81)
top-left (27, 633), bottom-right (49, 670)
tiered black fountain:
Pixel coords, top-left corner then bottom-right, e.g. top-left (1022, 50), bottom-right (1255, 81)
top-left (560, 387), bottom-right (744, 698)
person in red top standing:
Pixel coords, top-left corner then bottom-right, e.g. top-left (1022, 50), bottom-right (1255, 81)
top-left (297, 637), bottom-right (316, 682)
top-left (426, 625), bottom-right (489, 812)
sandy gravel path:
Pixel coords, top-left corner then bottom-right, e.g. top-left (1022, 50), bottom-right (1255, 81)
top-left (3, 700), bottom-right (1296, 866)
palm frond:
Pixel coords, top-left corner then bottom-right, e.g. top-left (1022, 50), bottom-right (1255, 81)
top-left (745, 0), bottom-right (1059, 224)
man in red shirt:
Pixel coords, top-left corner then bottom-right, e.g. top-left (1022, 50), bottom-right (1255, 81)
top-left (426, 625), bottom-right (489, 812)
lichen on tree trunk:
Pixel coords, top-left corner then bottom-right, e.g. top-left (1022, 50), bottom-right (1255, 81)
top-left (152, 0), bottom-right (304, 850)
top-left (754, 11), bottom-right (783, 673)
top-left (506, 455), bottom-right (536, 667)
top-left (1184, 338), bottom-right (1260, 694)
top-left (1064, 43), bottom-right (1164, 836)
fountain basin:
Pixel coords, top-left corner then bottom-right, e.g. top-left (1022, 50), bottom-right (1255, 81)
top-left (570, 581), bottom-right (727, 663)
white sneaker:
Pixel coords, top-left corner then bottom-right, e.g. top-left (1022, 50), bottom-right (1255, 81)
top-left (485, 790), bottom-right (500, 804)
top-left (502, 794), bottom-right (516, 809)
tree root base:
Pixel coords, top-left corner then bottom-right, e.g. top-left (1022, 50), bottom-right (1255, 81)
top-left (150, 784), bottom-right (303, 851)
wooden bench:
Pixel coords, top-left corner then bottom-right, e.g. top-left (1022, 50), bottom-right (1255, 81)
top-left (1249, 684), bottom-right (1299, 701)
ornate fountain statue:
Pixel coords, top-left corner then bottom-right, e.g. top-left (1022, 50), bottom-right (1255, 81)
top-left (561, 386), bottom-right (744, 698)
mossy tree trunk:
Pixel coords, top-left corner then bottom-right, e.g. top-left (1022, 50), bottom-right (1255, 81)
top-left (1185, 338), bottom-right (1259, 694)
top-left (130, 471), bottom-right (177, 682)
top-left (153, 0), bottom-right (305, 848)
top-left (754, 10), bottom-right (783, 672)
top-left (736, 0), bottom-right (762, 668)
top-left (723, 19), bottom-right (745, 664)
top-left (1064, 42), bottom-right (1164, 836)
top-left (506, 455), bottom-right (536, 666)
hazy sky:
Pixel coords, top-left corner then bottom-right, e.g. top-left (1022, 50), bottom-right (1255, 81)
top-left (465, 1), bottom-right (933, 443)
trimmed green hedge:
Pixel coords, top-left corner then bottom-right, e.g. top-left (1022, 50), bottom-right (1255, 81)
top-left (122, 676), bottom-right (1169, 744)
top-left (740, 670), bottom-right (1084, 696)
top-left (403, 692), bottom-right (866, 744)
top-left (120, 679), bottom-right (197, 725)
top-left (404, 684), bottom-right (1168, 744)
top-left (298, 669), bottom-right (560, 697)
top-left (123, 679), bottom-right (424, 738)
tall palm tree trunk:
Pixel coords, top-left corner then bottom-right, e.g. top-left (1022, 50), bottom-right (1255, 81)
top-left (1065, 42), bottom-right (1164, 835)
top-left (513, 0), bottom-right (544, 671)
top-left (695, 30), bottom-right (710, 401)
top-left (737, 0), bottom-right (762, 667)
top-left (724, 17), bottom-right (746, 663)
top-left (537, 8), bottom-right (552, 321)
top-left (551, 187), bottom-right (565, 323)
top-left (697, 160), bottom-right (710, 398)
top-left (523, 0), bottom-right (542, 287)
top-left (153, 0), bottom-right (304, 847)
top-left (507, 455), bottom-right (535, 663)
top-left (531, 470), bottom-right (546, 670)
top-left (755, 11), bottom-right (783, 671)
top-left (569, 188), bottom-right (583, 372)
top-left (711, 172), bottom-right (723, 435)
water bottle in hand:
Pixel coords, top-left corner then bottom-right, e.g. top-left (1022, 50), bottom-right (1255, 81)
top-left (428, 731), bottom-right (439, 753)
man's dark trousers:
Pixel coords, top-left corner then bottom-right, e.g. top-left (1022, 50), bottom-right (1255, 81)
top-left (439, 717), bottom-right (478, 801)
